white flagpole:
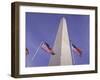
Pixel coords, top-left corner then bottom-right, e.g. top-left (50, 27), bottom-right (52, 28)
top-left (32, 41), bottom-right (43, 61)
top-left (70, 40), bottom-right (75, 65)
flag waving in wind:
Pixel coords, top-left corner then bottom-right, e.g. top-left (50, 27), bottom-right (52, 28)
top-left (72, 43), bottom-right (82, 56)
top-left (41, 42), bottom-right (55, 55)
top-left (26, 48), bottom-right (29, 55)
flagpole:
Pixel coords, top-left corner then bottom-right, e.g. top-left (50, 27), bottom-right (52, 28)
top-left (32, 41), bottom-right (43, 61)
top-left (70, 40), bottom-right (75, 65)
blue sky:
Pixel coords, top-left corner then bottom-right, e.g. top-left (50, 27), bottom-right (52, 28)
top-left (25, 12), bottom-right (89, 67)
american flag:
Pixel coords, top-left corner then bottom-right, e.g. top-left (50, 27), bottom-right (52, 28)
top-left (26, 48), bottom-right (29, 55)
top-left (72, 43), bottom-right (82, 56)
top-left (41, 42), bottom-right (55, 55)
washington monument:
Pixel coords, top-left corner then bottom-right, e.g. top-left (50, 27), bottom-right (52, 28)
top-left (49, 17), bottom-right (73, 66)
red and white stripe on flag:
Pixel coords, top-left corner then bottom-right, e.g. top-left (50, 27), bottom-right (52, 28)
top-left (72, 43), bottom-right (82, 56)
top-left (41, 42), bottom-right (55, 55)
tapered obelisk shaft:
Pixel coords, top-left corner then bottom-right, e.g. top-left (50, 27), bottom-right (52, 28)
top-left (49, 17), bottom-right (72, 66)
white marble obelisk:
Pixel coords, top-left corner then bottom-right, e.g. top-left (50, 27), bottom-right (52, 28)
top-left (49, 17), bottom-right (72, 66)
